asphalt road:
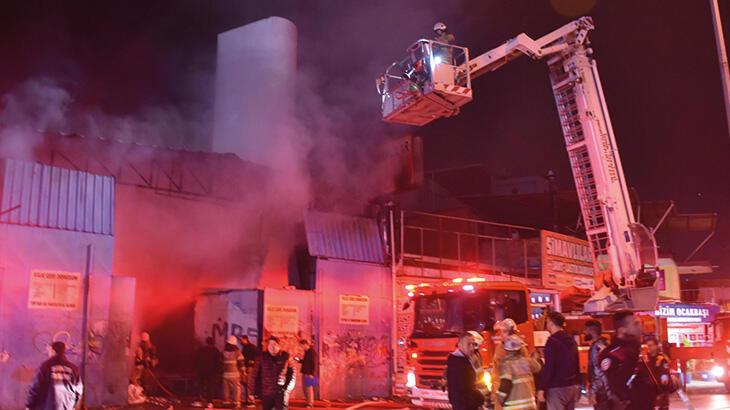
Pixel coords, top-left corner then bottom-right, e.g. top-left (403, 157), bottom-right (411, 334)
top-left (574, 393), bottom-right (730, 410)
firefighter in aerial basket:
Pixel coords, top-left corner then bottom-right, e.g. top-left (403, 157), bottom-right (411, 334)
top-left (433, 22), bottom-right (455, 44)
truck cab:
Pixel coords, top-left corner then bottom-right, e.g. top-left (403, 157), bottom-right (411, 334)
top-left (403, 279), bottom-right (534, 408)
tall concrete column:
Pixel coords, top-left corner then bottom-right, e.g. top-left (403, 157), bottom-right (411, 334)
top-left (212, 16), bottom-right (298, 165)
top-left (212, 17), bottom-right (301, 289)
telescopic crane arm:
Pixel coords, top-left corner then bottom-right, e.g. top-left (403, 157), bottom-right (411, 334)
top-left (378, 17), bottom-right (659, 312)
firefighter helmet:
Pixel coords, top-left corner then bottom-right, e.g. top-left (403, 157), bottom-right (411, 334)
top-left (433, 22), bottom-right (447, 33)
top-left (494, 318), bottom-right (518, 334)
top-left (503, 335), bottom-right (526, 352)
top-left (467, 330), bottom-right (484, 345)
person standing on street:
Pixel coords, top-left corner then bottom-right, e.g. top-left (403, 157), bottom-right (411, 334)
top-left (446, 332), bottom-right (486, 410)
top-left (297, 339), bottom-right (317, 408)
top-left (537, 311), bottom-right (580, 410)
top-left (645, 337), bottom-right (671, 410)
top-left (26, 341), bottom-right (83, 410)
top-left (492, 319), bottom-right (527, 410)
top-left (584, 320), bottom-right (610, 409)
top-left (240, 335), bottom-right (259, 408)
top-left (248, 337), bottom-right (295, 410)
top-left (194, 337), bottom-right (222, 404)
top-left (598, 311), bottom-right (655, 410)
top-left (496, 335), bottom-right (541, 410)
top-left (222, 335), bottom-right (245, 407)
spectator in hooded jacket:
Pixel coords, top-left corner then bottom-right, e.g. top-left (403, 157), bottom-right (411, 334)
top-left (26, 342), bottom-right (83, 410)
top-left (537, 311), bottom-right (580, 410)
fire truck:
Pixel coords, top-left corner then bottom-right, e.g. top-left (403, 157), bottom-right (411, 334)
top-left (377, 16), bottom-right (664, 407)
top-left (402, 279), bottom-right (535, 408)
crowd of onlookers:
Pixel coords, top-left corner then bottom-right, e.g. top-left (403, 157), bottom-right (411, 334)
top-left (447, 310), bottom-right (675, 410)
top-left (24, 332), bottom-right (317, 410)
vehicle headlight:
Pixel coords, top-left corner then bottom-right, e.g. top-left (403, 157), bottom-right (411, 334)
top-left (711, 365), bottom-right (725, 378)
top-left (406, 370), bottom-right (416, 388)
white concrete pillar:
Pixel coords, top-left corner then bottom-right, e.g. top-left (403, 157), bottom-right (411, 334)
top-left (211, 16), bottom-right (298, 165)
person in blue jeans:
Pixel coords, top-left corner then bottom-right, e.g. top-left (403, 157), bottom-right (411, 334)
top-left (297, 339), bottom-right (317, 408)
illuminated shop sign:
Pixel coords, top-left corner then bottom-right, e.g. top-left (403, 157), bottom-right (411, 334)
top-left (656, 303), bottom-right (719, 323)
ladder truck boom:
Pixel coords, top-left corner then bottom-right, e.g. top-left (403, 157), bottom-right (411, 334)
top-left (377, 17), bottom-right (659, 312)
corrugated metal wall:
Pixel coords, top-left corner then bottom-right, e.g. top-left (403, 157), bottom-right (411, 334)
top-left (0, 159), bottom-right (114, 235)
top-left (304, 211), bottom-right (385, 264)
top-left (0, 159), bottom-right (125, 408)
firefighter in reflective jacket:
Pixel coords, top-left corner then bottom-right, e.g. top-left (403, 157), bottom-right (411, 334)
top-left (597, 311), bottom-right (655, 410)
top-left (496, 335), bottom-right (541, 410)
top-left (645, 338), bottom-right (671, 410)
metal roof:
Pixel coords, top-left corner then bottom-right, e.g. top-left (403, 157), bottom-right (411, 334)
top-left (0, 159), bottom-right (114, 235)
top-left (304, 211), bottom-right (386, 264)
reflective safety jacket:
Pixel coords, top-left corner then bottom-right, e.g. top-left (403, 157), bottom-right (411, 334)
top-left (496, 353), bottom-right (541, 410)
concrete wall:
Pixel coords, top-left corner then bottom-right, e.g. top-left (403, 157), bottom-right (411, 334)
top-left (316, 259), bottom-right (392, 400)
top-left (0, 224), bottom-right (117, 409)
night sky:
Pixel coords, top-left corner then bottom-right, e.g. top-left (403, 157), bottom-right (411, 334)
top-left (2, 1), bottom-right (729, 269)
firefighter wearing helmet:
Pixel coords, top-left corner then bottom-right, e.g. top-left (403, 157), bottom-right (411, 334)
top-left (433, 22), bottom-right (455, 44)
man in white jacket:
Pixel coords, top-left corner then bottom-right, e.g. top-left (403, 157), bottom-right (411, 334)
top-left (26, 342), bottom-right (83, 410)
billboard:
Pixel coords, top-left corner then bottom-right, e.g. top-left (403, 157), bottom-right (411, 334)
top-left (540, 230), bottom-right (594, 290)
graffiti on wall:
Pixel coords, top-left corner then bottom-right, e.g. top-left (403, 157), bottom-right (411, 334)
top-left (210, 317), bottom-right (259, 346)
top-left (194, 292), bottom-right (260, 348)
top-left (321, 330), bottom-right (390, 399)
top-left (33, 330), bottom-right (79, 357)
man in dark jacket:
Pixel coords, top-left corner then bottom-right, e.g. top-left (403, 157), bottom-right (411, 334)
top-left (537, 311), bottom-right (580, 410)
top-left (598, 311), bottom-right (655, 410)
top-left (446, 332), bottom-right (485, 410)
top-left (584, 320), bottom-right (610, 409)
top-left (297, 339), bottom-right (317, 408)
top-left (194, 337), bottom-right (222, 403)
top-left (248, 336), bottom-right (295, 410)
top-left (26, 341), bottom-right (83, 410)
top-left (240, 335), bottom-right (260, 407)
top-left (646, 337), bottom-right (671, 410)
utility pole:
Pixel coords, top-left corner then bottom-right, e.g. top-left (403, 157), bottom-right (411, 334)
top-left (80, 244), bottom-right (93, 410)
top-left (710, 0), bottom-right (730, 137)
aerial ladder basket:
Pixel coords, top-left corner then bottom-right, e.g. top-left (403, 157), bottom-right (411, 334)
top-left (376, 40), bottom-right (472, 126)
